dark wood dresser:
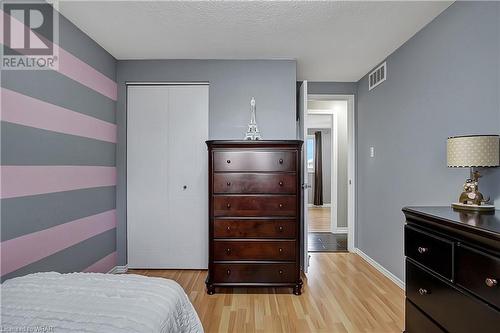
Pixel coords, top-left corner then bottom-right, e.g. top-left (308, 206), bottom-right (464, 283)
top-left (403, 206), bottom-right (500, 333)
top-left (206, 140), bottom-right (303, 295)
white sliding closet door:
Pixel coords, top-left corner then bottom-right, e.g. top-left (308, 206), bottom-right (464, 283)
top-left (127, 85), bottom-right (208, 269)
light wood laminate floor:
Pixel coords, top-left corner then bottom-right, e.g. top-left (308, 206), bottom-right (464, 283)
top-left (308, 207), bottom-right (331, 232)
top-left (130, 253), bottom-right (404, 333)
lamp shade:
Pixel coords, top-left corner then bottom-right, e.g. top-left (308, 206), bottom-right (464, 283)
top-left (447, 135), bottom-right (499, 167)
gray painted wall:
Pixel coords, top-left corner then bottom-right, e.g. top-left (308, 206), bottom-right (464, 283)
top-left (116, 60), bottom-right (297, 265)
top-left (356, 1), bottom-right (500, 281)
top-left (308, 82), bottom-right (357, 95)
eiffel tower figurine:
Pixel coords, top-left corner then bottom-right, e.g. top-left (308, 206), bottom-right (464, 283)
top-left (244, 97), bottom-right (262, 140)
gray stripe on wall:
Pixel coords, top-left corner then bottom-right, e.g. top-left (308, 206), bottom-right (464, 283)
top-left (59, 15), bottom-right (116, 81)
top-left (1, 228), bottom-right (116, 282)
top-left (1, 70), bottom-right (116, 123)
top-left (1, 122), bottom-right (116, 166)
top-left (1, 186), bottom-right (116, 241)
top-left (307, 82), bottom-right (358, 95)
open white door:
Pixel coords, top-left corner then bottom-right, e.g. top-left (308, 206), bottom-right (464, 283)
top-left (298, 81), bottom-right (309, 273)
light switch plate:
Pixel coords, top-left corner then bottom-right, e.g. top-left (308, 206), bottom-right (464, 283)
top-left (370, 146), bottom-right (375, 158)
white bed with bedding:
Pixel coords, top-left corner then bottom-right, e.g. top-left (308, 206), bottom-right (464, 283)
top-left (1, 272), bottom-right (204, 333)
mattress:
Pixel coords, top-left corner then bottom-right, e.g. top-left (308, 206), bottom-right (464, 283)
top-left (1, 272), bottom-right (204, 333)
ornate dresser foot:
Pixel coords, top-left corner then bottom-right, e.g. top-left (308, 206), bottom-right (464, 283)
top-left (293, 281), bottom-right (303, 295)
top-left (206, 284), bottom-right (215, 295)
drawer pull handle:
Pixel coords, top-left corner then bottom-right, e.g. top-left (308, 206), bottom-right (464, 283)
top-left (278, 226), bottom-right (284, 232)
top-left (417, 247), bottom-right (428, 254)
top-left (279, 270), bottom-right (284, 275)
top-left (279, 181), bottom-right (284, 186)
top-left (226, 182), bottom-right (231, 186)
top-left (226, 226), bottom-right (231, 231)
top-left (279, 203), bottom-right (284, 208)
top-left (226, 269), bottom-right (231, 275)
top-left (225, 248), bottom-right (231, 255)
top-left (226, 203), bottom-right (231, 209)
top-left (226, 159), bottom-right (231, 164)
top-left (485, 278), bottom-right (498, 288)
top-left (279, 158), bottom-right (284, 164)
top-left (418, 288), bottom-right (429, 295)
top-left (279, 248), bottom-right (283, 253)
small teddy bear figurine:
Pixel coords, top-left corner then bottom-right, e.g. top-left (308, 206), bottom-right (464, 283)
top-left (458, 171), bottom-right (489, 206)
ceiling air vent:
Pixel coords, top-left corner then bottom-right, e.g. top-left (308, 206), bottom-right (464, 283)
top-left (368, 62), bottom-right (386, 91)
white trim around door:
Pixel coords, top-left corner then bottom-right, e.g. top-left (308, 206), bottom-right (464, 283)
top-left (308, 94), bottom-right (356, 252)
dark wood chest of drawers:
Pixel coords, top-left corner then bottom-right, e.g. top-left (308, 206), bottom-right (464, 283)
top-left (206, 140), bottom-right (303, 295)
top-left (403, 207), bottom-right (500, 333)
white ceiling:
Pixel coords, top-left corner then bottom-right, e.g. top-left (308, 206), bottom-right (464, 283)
top-left (58, 1), bottom-right (452, 81)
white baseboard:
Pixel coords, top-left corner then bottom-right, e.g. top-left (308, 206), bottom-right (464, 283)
top-left (307, 203), bottom-right (331, 208)
top-left (108, 265), bottom-right (128, 274)
top-left (331, 227), bottom-right (348, 234)
top-left (354, 248), bottom-right (404, 290)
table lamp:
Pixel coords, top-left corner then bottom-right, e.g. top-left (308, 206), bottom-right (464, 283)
top-left (447, 135), bottom-right (499, 211)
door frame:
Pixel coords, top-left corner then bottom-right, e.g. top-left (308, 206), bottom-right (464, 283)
top-left (307, 94), bottom-right (356, 252)
top-left (298, 81), bottom-right (309, 272)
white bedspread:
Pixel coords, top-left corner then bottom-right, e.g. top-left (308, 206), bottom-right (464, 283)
top-left (1, 272), bottom-right (204, 333)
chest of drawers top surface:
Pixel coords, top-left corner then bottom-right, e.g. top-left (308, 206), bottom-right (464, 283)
top-left (206, 140), bottom-right (303, 295)
top-left (403, 206), bottom-right (500, 241)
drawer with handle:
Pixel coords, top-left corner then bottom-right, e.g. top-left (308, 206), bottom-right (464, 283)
top-left (405, 299), bottom-right (444, 333)
top-left (214, 240), bottom-right (295, 261)
top-left (214, 219), bottom-right (296, 238)
top-left (455, 244), bottom-right (500, 309)
top-left (406, 259), bottom-right (500, 333)
top-left (213, 195), bottom-right (296, 217)
top-left (405, 225), bottom-right (454, 280)
top-left (213, 173), bottom-right (296, 194)
top-left (213, 263), bottom-right (296, 283)
top-left (213, 151), bottom-right (296, 172)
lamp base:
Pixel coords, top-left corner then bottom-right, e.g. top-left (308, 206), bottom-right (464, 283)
top-left (451, 202), bottom-right (495, 212)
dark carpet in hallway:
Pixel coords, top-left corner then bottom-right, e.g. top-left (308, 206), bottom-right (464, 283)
top-left (308, 232), bottom-right (347, 252)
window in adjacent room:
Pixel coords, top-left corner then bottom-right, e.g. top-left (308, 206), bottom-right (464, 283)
top-left (307, 135), bottom-right (315, 172)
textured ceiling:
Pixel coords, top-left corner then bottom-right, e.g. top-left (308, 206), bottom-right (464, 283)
top-left (58, 1), bottom-right (452, 81)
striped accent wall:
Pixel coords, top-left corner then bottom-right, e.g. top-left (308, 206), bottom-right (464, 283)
top-left (1, 6), bottom-right (118, 281)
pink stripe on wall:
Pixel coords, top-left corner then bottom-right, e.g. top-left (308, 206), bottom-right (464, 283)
top-left (0, 166), bottom-right (116, 199)
top-left (83, 252), bottom-right (117, 273)
top-left (1, 88), bottom-right (117, 143)
top-left (57, 46), bottom-right (117, 101)
top-left (0, 10), bottom-right (117, 101)
top-left (0, 210), bottom-right (116, 276)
